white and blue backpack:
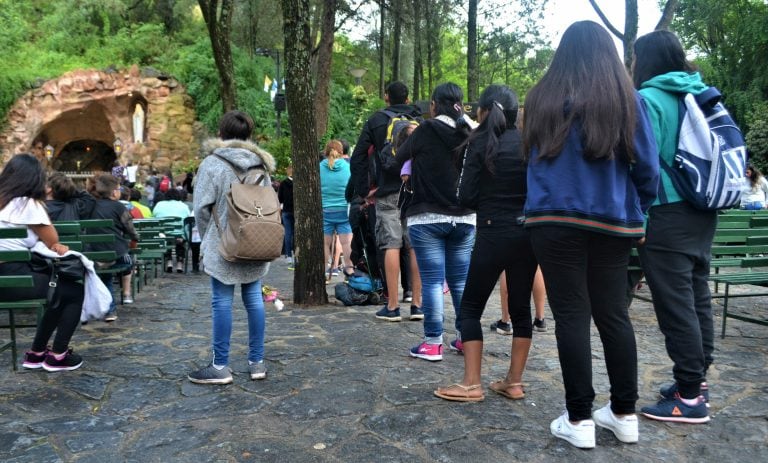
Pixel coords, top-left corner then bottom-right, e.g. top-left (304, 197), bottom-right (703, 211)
top-left (660, 87), bottom-right (748, 210)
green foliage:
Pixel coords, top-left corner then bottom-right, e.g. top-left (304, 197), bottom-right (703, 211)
top-left (261, 137), bottom-right (292, 176)
top-left (746, 101), bottom-right (768, 173)
top-left (674, 0), bottom-right (768, 128)
top-left (172, 157), bottom-right (202, 176)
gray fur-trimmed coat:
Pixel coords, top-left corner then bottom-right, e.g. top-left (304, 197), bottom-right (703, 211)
top-left (193, 138), bottom-right (276, 285)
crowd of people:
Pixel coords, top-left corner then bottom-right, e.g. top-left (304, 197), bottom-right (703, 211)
top-left (286, 22), bottom-right (734, 449)
top-left (2, 19), bottom-right (763, 450)
top-left (0, 147), bottom-right (200, 367)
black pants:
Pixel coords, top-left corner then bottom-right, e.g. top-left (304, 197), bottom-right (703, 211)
top-left (190, 242), bottom-right (201, 271)
top-left (165, 238), bottom-right (186, 263)
top-left (0, 262), bottom-right (84, 353)
top-left (458, 224), bottom-right (537, 342)
top-left (530, 226), bottom-right (637, 420)
top-left (637, 202), bottom-right (716, 399)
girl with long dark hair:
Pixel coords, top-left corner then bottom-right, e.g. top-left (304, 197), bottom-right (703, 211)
top-left (0, 154), bottom-right (86, 371)
top-left (432, 84), bottom-right (538, 403)
top-left (523, 21), bottom-right (659, 448)
top-left (393, 82), bottom-right (475, 361)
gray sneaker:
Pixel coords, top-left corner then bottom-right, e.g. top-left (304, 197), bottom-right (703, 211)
top-left (188, 363), bottom-right (233, 385)
top-left (249, 361), bottom-right (267, 380)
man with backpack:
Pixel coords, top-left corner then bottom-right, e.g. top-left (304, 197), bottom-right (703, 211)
top-left (350, 81), bottom-right (423, 322)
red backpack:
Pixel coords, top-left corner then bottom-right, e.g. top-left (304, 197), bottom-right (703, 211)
top-left (159, 175), bottom-right (171, 193)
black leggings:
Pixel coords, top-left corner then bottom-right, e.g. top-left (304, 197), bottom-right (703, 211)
top-left (0, 262), bottom-right (85, 353)
top-left (458, 224), bottom-right (538, 342)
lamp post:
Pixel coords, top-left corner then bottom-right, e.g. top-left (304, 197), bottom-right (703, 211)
top-left (349, 67), bottom-right (367, 86)
top-left (44, 144), bottom-right (54, 162)
top-left (255, 48), bottom-right (283, 138)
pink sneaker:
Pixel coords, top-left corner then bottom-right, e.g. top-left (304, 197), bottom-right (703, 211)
top-left (409, 342), bottom-right (443, 361)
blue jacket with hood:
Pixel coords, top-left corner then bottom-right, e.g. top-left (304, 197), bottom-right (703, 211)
top-left (524, 92), bottom-right (660, 237)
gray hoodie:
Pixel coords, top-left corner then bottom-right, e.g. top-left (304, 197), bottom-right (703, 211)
top-left (193, 138), bottom-right (276, 284)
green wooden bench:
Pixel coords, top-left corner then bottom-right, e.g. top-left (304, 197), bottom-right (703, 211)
top-left (0, 228), bottom-right (47, 371)
top-left (709, 254), bottom-right (768, 338)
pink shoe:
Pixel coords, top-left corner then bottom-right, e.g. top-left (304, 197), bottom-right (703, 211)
top-left (409, 342), bottom-right (443, 361)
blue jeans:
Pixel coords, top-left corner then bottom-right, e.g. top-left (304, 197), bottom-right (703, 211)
top-left (211, 277), bottom-right (265, 366)
top-left (408, 222), bottom-right (475, 342)
top-left (99, 255), bottom-right (133, 315)
top-left (282, 212), bottom-right (294, 257)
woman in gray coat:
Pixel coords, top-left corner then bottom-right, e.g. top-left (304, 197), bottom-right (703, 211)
top-left (188, 110), bottom-right (276, 385)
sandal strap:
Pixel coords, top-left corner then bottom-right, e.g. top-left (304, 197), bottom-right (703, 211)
top-left (447, 383), bottom-right (482, 391)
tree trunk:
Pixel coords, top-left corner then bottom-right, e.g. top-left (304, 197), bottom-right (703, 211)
top-left (590, 0), bottom-right (678, 68)
top-left (314, 0), bottom-right (336, 139)
top-left (467, 0), bottom-right (478, 101)
top-left (622, 0), bottom-right (638, 67)
top-left (199, 0), bottom-right (237, 112)
top-left (378, 0), bottom-right (386, 98)
top-left (412, 0), bottom-right (423, 100)
top-left (425, 1), bottom-right (434, 95)
top-left (280, 0), bottom-right (328, 305)
top-left (655, 0), bottom-right (679, 30)
top-left (391, 0), bottom-right (402, 81)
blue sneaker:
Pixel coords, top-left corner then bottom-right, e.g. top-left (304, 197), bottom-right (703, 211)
top-left (659, 382), bottom-right (710, 407)
top-left (641, 393), bottom-right (710, 424)
top-left (449, 339), bottom-right (464, 354)
top-left (375, 306), bottom-right (401, 322)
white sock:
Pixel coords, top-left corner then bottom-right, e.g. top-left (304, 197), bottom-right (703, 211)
top-left (212, 363), bottom-right (226, 370)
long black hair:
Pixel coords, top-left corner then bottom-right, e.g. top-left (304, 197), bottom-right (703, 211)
top-left (632, 30), bottom-right (696, 89)
top-left (522, 20), bottom-right (637, 163)
top-left (459, 84), bottom-right (518, 174)
top-left (0, 153), bottom-right (47, 210)
top-left (431, 82), bottom-right (472, 138)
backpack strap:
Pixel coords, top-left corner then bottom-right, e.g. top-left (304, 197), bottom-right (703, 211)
top-left (213, 153), bottom-right (266, 185)
top-left (212, 154), bottom-right (267, 230)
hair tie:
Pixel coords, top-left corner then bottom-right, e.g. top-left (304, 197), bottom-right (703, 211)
top-left (493, 101), bottom-right (504, 111)
top-left (453, 103), bottom-right (463, 115)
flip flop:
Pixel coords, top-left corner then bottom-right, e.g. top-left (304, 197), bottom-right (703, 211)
top-left (489, 380), bottom-right (525, 400)
top-left (433, 383), bottom-right (484, 402)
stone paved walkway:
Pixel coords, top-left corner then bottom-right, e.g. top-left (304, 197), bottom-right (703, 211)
top-left (1, 260), bottom-right (767, 462)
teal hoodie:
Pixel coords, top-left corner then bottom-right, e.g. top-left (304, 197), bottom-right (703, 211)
top-left (319, 158), bottom-right (350, 209)
top-left (639, 71), bottom-right (709, 205)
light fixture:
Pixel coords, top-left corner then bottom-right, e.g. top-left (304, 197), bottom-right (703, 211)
top-left (348, 67), bottom-right (367, 85)
top-left (113, 138), bottom-right (123, 155)
top-left (44, 144), bottom-right (54, 161)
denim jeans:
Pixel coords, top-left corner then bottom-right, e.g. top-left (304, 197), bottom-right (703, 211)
top-left (408, 222), bottom-right (475, 342)
top-left (282, 212), bottom-right (294, 257)
top-left (99, 255), bottom-right (133, 315)
top-left (211, 277), bottom-right (265, 366)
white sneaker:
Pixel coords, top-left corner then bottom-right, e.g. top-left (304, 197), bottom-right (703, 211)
top-left (550, 412), bottom-right (595, 449)
top-left (592, 403), bottom-right (638, 443)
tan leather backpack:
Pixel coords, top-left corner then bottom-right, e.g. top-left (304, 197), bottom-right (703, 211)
top-left (213, 155), bottom-right (284, 262)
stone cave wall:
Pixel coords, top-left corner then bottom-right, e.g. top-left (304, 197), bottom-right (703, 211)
top-left (0, 65), bottom-right (203, 174)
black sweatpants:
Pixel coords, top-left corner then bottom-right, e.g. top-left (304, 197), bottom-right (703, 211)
top-left (637, 202), bottom-right (716, 399)
top-left (530, 226), bottom-right (637, 421)
top-left (458, 224), bottom-right (537, 342)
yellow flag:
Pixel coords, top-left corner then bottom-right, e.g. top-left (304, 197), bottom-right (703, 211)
top-left (264, 75), bottom-right (272, 92)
